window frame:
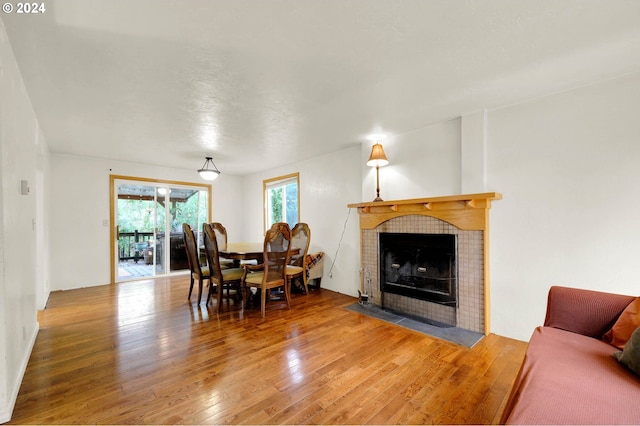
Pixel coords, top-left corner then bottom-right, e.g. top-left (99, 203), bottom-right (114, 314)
top-left (263, 172), bottom-right (300, 232)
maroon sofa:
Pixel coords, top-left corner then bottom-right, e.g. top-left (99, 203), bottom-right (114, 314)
top-left (501, 286), bottom-right (640, 424)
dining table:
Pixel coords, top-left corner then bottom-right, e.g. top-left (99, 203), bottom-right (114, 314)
top-left (219, 242), bottom-right (300, 267)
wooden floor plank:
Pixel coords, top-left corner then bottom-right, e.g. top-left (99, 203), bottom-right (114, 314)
top-left (8, 275), bottom-right (527, 424)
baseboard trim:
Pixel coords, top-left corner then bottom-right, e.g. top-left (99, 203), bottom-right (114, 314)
top-left (0, 321), bottom-right (39, 423)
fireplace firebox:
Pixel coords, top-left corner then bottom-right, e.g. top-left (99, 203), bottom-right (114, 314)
top-left (379, 233), bottom-right (457, 306)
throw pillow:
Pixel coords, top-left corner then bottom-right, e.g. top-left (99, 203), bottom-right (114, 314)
top-left (603, 297), bottom-right (640, 349)
top-left (614, 325), bottom-right (640, 376)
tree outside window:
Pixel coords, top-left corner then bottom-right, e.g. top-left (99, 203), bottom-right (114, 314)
top-left (264, 173), bottom-right (299, 231)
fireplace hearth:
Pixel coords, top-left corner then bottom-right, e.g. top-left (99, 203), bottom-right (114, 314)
top-left (379, 233), bottom-right (457, 306)
top-left (349, 193), bottom-right (501, 335)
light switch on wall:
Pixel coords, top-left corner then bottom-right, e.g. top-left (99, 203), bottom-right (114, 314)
top-left (21, 180), bottom-right (30, 195)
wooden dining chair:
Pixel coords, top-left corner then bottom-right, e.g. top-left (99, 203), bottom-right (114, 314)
top-left (210, 222), bottom-right (234, 268)
top-left (210, 222), bottom-right (228, 250)
top-left (241, 222), bottom-right (292, 318)
top-left (286, 223), bottom-right (311, 296)
top-left (202, 223), bottom-right (244, 311)
top-left (182, 223), bottom-right (210, 304)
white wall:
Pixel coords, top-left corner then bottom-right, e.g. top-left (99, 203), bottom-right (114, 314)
top-left (242, 146), bottom-right (362, 297)
top-left (53, 145), bottom-right (362, 297)
top-left (488, 73), bottom-right (640, 341)
top-left (0, 19), bottom-right (48, 423)
top-left (362, 119), bottom-right (462, 201)
top-left (50, 154), bottom-right (244, 290)
top-left (35, 127), bottom-right (51, 309)
top-left (363, 73), bottom-right (640, 342)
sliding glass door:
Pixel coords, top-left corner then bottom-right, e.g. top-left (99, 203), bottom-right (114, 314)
top-left (112, 176), bottom-right (211, 282)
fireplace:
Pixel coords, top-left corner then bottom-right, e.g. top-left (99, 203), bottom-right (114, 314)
top-left (349, 193), bottom-right (501, 335)
top-left (379, 233), bottom-right (457, 306)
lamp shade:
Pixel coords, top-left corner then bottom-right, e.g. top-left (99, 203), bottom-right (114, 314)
top-left (366, 143), bottom-right (389, 167)
top-left (199, 169), bottom-right (220, 181)
top-left (198, 157), bottom-right (221, 181)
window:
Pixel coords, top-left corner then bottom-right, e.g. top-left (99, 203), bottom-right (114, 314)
top-left (264, 173), bottom-right (299, 231)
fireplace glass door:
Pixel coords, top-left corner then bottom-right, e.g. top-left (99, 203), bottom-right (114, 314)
top-left (379, 233), bottom-right (457, 306)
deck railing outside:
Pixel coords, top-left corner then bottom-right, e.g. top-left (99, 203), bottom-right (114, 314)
top-left (119, 231), bottom-right (154, 262)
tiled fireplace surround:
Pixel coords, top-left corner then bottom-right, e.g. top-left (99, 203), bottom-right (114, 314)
top-left (349, 193), bottom-right (501, 335)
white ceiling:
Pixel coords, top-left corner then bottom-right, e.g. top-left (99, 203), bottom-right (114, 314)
top-left (3, 0), bottom-right (640, 175)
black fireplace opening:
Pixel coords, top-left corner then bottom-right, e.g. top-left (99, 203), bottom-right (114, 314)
top-left (379, 233), bottom-right (457, 306)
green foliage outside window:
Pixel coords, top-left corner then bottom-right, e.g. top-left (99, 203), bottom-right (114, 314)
top-left (118, 199), bottom-right (155, 233)
top-left (266, 177), bottom-right (298, 229)
top-left (270, 187), bottom-right (283, 223)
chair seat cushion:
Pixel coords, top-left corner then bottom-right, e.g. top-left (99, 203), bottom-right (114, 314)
top-left (194, 266), bottom-right (210, 278)
top-left (245, 272), bottom-right (264, 285)
top-left (222, 267), bottom-right (244, 281)
top-left (286, 265), bottom-right (304, 276)
top-left (245, 271), bottom-right (285, 286)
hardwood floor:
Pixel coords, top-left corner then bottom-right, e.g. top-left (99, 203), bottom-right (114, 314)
top-left (8, 276), bottom-right (527, 425)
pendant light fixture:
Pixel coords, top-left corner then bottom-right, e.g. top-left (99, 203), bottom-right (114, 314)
top-left (197, 156), bottom-right (221, 181)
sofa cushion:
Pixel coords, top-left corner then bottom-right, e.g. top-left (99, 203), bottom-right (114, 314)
top-left (614, 326), bottom-right (640, 376)
top-left (544, 286), bottom-right (636, 338)
top-left (503, 326), bottom-right (640, 424)
top-left (603, 297), bottom-right (640, 349)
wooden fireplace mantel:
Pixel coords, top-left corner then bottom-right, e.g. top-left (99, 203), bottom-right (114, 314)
top-left (349, 192), bottom-right (502, 335)
top-left (348, 192), bottom-right (502, 230)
